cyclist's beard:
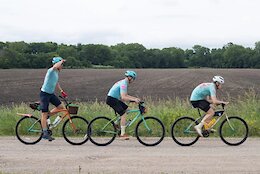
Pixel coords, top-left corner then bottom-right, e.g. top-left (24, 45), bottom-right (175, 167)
top-left (216, 84), bottom-right (222, 90)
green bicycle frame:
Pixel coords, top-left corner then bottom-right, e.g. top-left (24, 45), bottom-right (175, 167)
top-left (100, 108), bottom-right (151, 134)
top-left (28, 118), bottom-right (42, 133)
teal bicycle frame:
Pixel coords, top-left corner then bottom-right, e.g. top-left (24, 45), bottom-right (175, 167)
top-left (100, 103), bottom-right (150, 135)
top-left (88, 101), bottom-right (165, 146)
top-left (28, 118), bottom-right (42, 133)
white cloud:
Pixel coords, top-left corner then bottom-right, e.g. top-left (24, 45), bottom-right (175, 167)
top-left (0, 0), bottom-right (260, 49)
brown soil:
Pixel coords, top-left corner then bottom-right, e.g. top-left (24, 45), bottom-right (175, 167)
top-left (0, 69), bottom-right (259, 105)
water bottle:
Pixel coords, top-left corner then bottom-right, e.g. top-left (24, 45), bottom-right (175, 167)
top-left (47, 118), bottom-right (51, 126)
top-left (52, 116), bottom-right (61, 127)
top-left (204, 118), bottom-right (216, 130)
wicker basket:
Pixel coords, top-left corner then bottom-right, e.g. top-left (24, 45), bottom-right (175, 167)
top-left (68, 105), bottom-right (79, 114)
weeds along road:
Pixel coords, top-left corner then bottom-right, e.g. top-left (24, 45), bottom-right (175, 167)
top-left (0, 137), bottom-right (260, 174)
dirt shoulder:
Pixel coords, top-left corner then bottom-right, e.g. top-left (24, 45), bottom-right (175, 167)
top-left (0, 137), bottom-right (260, 174)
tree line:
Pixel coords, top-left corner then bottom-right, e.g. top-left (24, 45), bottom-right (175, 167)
top-left (0, 41), bottom-right (260, 69)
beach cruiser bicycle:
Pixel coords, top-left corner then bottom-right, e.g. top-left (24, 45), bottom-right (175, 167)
top-left (171, 104), bottom-right (248, 146)
top-left (15, 96), bottom-right (89, 145)
top-left (87, 101), bottom-right (165, 146)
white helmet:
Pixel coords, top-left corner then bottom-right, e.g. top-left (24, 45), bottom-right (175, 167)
top-left (213, 76), bottom-right (224, 84)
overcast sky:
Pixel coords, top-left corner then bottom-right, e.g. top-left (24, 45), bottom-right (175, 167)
top-left (0, 0), bottom-right (259, 49)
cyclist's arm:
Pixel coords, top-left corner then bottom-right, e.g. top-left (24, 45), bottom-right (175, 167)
top-left (208, 96), bottom-right (228, 105)
top-left (53, 59), bottom-right (65, 70)
top-left (121, 92), bottom-right (140, 103)
top-left (56, 82), bottom-right (64, 93)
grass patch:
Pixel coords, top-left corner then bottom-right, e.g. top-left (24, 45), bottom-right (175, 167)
top-left (0, 92), bottom-right (259, 137)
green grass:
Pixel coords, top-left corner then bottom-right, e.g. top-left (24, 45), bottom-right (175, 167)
top-left (0, 92), bottom-right (259, 137)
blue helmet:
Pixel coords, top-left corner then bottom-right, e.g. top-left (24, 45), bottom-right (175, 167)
top-left (125, 70), bottom-right (137, 80)
top-left (52, 57), bottom-right (63, 64)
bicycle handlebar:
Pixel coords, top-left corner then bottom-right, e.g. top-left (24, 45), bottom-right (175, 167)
top-left (129, 100), bottom-right (144, 105)
top-left (221, 103), bottom-right (226, 109)
top-left (59, 95), bottom-right (71, 108)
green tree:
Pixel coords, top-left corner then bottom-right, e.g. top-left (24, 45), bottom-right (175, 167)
top-left (111, 43), bottom-right (146, 68)
top-left (162, 47), bottom-right (185, 68)
top-left (223, 44), bottom-right (253, 68)
top-left (189, 45), bottom-right (211, 67)
top-left (57, 44), bottom-right (77, 58)
top-left (27, 42), bottom-right (57, 54)
top-left (0, 48), bottom-right (21, 68)
top-left (210, 48), bottom-right (225, 68)
top-left (65, 56), bottom-right (82, 68)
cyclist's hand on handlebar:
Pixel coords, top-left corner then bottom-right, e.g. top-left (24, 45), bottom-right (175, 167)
top-left (217, 101), bottom-right (229, 106)
top-left (222, 101), bottom-right (229, 105)
top-left (134, 98), bottom-right (141, 104)
top-left (61, 90), bottom-right (68, 98)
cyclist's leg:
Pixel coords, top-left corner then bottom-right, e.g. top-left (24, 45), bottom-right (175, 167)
top-left (120, 113), bottom-right (127, 135)
top-left (106, 96), bottom-right (128, 139)
top-left (40, 91), bottom-right (54, 141)
top-left (192, 100), bottom-right (214, 136)
top-left (49, 94), bottom-right (63, 115)
top-left (109, 99), bottom-right (128, 135)
top-left (201, 108), bottom-right (215, 124)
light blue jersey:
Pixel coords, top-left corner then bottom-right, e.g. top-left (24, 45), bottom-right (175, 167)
top-left (190, 83), bottom-right (216, 101)
top-left (41, 68), bottom-right (59, 94)
top-left (107, 79), bottom-right (128, 100)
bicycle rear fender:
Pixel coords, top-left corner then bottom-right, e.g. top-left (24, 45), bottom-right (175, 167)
top-left (16, 113), bottom-right (33, 117)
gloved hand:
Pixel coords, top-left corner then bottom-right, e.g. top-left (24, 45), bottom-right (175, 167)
top-left (61, 90), bottom-right (68, 98)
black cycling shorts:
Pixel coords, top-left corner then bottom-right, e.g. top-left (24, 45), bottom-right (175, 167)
top-left (190, 100), bottom-right (211, 112)
top-left (40, 91), bottom-right (62, 112)
top-left (106, 96), bottom-right (128, 116)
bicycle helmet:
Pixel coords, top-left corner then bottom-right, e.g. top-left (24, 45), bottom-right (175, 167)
top-left (125, 70), bottom-right (137, 80)
top-left (52, 57), bottom-right (63, 64)
top-left (213, 76), bottom-right (224, 84)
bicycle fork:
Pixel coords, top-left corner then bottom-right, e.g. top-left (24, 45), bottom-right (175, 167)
top-left (141, 116), bottom-right (152, 132)
top-left (224, 114), bottom-right (235, 131)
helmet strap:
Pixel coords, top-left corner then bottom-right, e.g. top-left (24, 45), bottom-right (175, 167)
top-left (127, 76), bottom-right (134, 82)
top-left (215, 82), bottom-right (220, 89)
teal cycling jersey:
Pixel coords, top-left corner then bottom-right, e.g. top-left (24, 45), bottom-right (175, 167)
top-left (107, 79), bottom-right (128, 100)
top-left (41, 68), bottom-right (59, 94)
top-left (190, 83), bottom-right (216, 101)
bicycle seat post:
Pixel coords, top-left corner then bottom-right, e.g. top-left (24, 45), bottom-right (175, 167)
top-left (113, 110), bottom-right (120, 123)
top-left (197, 108), bottom-right (202, 117)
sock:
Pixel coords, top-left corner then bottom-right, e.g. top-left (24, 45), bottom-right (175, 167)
top-left (43, 128), bottom-right (48, 135)
top-left (121, 126), bottom-right (126, 136)
top-left (197, 122), bottom-right (204, 129)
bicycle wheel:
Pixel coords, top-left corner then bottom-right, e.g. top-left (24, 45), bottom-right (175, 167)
top-left (219, 116), bottom-right (248, 146)
top-left (15, 116), bottom-right (42, 145)
top-left (135, 116), bottom-right (165, 146)
top-left (87, 116), bottom-right (117, 146)
top-left (62, 116), bottom-right (89, 145)
top-left (171, 116), bottom-right (200, 146)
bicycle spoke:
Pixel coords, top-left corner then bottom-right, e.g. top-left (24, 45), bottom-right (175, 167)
top-left (15, 116), bottom-right (42, 145)
top-left (62, 116), bottom-right (89, 145)
top-left (136, 117), bottom-right (165, 146)
top-left (88, 116), bottom-right (117, 146)
top-left (220, 116), bottom-right (248, 146)
top-left (171, 116), bottom-right (199, 146)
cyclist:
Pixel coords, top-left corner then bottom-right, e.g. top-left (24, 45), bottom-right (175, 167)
top-left (40, 57), bottom-right (67, 141)
top-left (106, 70), bottom-right (141, 140)
top-left (190, 76), bottom-right (229, 137)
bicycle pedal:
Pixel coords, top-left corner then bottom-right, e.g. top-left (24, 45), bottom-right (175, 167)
top-left (202, 130), bottom-right (210, 137)
top-left (209, 129), bottom-right (216, 133)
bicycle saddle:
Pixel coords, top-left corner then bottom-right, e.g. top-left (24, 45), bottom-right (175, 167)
top-left (29, 102), bottom-right (41, 111)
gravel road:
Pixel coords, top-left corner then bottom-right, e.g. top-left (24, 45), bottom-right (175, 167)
top-left (0, 137), bottom-right (259, 174)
